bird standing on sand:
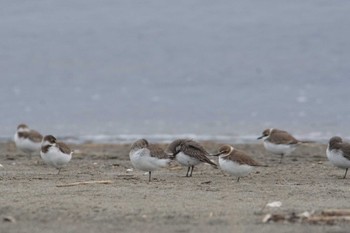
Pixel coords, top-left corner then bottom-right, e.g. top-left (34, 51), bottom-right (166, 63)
top-left (213, 145), bottom-right (264, 182)
top-left (166, 139), bottom-right (217, 177)
top-left (326, 136), bottom-right (350, 179)
top-left (40, 135), bottom-right (72, 174)
top-left (129, 139), bottom-right (172, 182)
top-left (14, 124), bottom-right (43, 158)
top-left (257, 128), bottom-right (309, 163)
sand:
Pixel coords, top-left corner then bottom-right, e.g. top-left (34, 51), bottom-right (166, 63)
top-left (1, 141), bottom-right (350, 233)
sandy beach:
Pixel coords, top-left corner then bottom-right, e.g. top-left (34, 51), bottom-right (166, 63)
top-left (1, 141), bottom-right (350, 232)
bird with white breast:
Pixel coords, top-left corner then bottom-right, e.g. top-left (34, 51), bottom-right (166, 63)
top-left (326, 136), bottom-right (350, 179)
top-left (14, 124), bottom-right (43, 158)
top-left (40, 135), bottom-right (73, 174)
top-left (129, 139), bottom-right (172, 182)
top-left (213, 145), bottom-right (264, 182)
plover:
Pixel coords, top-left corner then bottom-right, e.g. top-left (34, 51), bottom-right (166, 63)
top-left (40, 135), bottom-right (72, 174)
top-left (326, 136), bottom-right (350, 179)
top-left (14, 124), bottom-right (43, 158)
top-left (213, 145), bottom-right (263, 182)
top-left (257, 128), bottom-right (307, 163)
top-left (129, 139), bottom-right (172, 182)
top-left (166, 139), bottom-right (217, 177)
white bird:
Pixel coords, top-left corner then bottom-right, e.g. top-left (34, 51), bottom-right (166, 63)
top-left (129, 139), bottom-right (172, 182)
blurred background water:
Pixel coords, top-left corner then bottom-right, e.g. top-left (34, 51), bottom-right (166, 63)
top-left (1, 1), bottom-right (350, 143)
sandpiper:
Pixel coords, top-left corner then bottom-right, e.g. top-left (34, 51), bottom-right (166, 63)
top-left (129, 139), bottom-right (172, 182)
top-left (40, 135), bottom-right (72, 174)
top-left (166, 139), bottom-right (217, 177)
top-left (213, 145), bottom-right (263, 182)
top-left (326, 136), bottom-right (350, 179)
top-left (257, 128), bottom-right (308, 163)
top-left (14, 124), bottom-right (43, 158)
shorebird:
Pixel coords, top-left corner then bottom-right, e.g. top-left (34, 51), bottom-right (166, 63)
top-left (258, 128), bottom-right (309, 163)
top-left (213, 145), bottom-right (264, 182)
top-left (40, 135), bottom-right (72, 174)
top-left (14, 124), bottom-right (43, 158)
top-left (166, 139), bottom-right (217, 177)
top-left (326, 136), bottom-right (350, 179)
top-left (129, 139), bottom-right (172, 182)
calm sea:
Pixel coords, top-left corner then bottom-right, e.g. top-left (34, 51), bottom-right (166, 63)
top-left (1, 1), bottom-right (350, 143)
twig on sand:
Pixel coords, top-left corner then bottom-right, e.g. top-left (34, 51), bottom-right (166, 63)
top-left (56, 180), bottom-right (113, 187)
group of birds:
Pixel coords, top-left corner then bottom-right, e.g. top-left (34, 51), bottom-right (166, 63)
top-left (14, 124), bottom-right (72, 174)
top-left (12, 124), bottom-right (350, 181)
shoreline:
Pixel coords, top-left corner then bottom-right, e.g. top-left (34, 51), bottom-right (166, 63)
top-left (0, 133), bottom-right (334, 145)
top-left (2, 141), bottom-right (347, 233)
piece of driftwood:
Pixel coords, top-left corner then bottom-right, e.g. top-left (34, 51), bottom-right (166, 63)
top-left (56, 180), bottom-right (113, 187)
top-left (321, 209), bottom-right (350, 216)
top-left (263, 209), bottom-right (350, 225)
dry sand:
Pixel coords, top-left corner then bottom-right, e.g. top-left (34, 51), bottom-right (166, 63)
top-left (1, 141), bottom-right (350, 233)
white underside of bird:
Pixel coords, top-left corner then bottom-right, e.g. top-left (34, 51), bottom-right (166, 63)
top-left (175, 152), bottom-right (201, 166)
top-left (14, 133), bottom-right (41, 154)
top-left (129, 148), bottom-right (170, 172)
top-left (40, 146), bottom-right (72, 169)
top-left (263, 141), bottom-right (296, 155)
top-left (326, 146), bottom-right (350, 169)
top-left (219, 157), bottom-right (253, 177)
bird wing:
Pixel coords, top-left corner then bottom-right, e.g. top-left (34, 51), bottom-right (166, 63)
top-left (57, 142), bottom-right (72, 154)
top-left (227, 150), bottom-right (262, 166)
top-left (341, 143), bottom-right (350, 160)
top-left (148, 144), bottom-right (169, 159)
top-left (29, 130), bottom-right (43, 142)
top-left (182, 141), bottom-right (217, 166)
top-left (268, 131), bottom-right (298, 144)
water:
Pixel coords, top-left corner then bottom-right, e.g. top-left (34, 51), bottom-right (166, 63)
top-left (1, 1), bottom-right (350, 143)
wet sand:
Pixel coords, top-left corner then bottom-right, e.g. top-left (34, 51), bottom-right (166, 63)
top-left (1, 141), bottom-right (350, 233)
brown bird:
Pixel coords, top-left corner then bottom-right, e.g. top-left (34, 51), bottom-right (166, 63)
top-left (166, 139), bottom-right (217, 177)
top-left (257, 128), bottom-right (311, 163)
top-left (213, 145), bottom-right (264, 182)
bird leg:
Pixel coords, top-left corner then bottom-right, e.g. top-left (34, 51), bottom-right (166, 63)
top-left (279, 154), bottom-right (284, 164)
top-left (237, 177), bottom-right (240, 182)
top-left (186, 166), bottom-right (191, 177)
top-left (149, 171), bottom-right (152, 182)
top-left (57, 168), bottom-right (61, 175)
top-left (344, 168), bottom-right (348, 179)
top-left (189, 165), bottom-right (194, 177)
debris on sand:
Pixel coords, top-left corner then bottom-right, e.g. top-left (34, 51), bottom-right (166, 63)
top-left (263, 209), bottom-right (350, 225)
top-left (56, 180), bottom-right (113, 187)
top-left (3, 216), bottom-right (16, 223)
top-left (126, 168), bottom-right (133, 173)
top-left (266, 201), bottom-right (282, 208)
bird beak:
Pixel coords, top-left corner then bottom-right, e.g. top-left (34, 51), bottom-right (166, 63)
top-left (211, 152), bottom-right (222, 157)
top-left (257, 135), bottom-right (264, 140)
top-left (170, 150), bottom-right (180, 159)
